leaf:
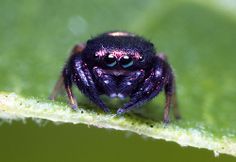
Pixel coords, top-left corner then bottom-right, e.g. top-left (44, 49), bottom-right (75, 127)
top-left (0, 0), bottom-right (236, 160)
top-left (0, 92), bottom-right (236, 157)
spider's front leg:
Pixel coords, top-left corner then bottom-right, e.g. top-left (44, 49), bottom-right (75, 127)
top-left (69, 55), bottom-right (110, 112)
top-left (117, 57), bottom-right (176, 123)
top-left (93, 67), bottom-right (118, 98)
top-left (93, 67), bottom-right (145, 99)
top-left (118, 70), bottom-right (145, 98)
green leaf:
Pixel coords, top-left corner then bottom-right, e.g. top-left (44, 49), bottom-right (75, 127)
top-left (0, 92), bottom-right (236, 157)
top-left (0, 0), bottom-right (236, 160)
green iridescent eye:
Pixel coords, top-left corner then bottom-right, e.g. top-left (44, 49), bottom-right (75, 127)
top-left (104, 54), bottom-right (117, 67)
top-left (120, 56), bottom-right (133, 68)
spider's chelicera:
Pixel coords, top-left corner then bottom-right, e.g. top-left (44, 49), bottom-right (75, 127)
top-left (50, 31), bottom-right (180, 123)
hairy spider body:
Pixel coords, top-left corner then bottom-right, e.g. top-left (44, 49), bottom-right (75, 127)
top-left (50, 31), bottom-right (180, 123)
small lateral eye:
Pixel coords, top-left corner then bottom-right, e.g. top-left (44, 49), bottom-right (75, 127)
top-left (120, 55), bottom-right (134, 68)
top-left (94, 54), bottom-right (99, 59)
top-left (104, 54), bottom-right (117, 67)
top-left (139, 56), bottom-right (145, 62)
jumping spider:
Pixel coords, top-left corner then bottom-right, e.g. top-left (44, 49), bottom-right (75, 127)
top-left (50, 31), bottom-right (180, 123)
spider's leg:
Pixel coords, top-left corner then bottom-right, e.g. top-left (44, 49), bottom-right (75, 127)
top-left (93, 67), bottom-right (118, 98)
top-left (93, 67), bottom-right (145, 99)
top-left (164, 75), bottom-right (181, 122)
top-left (159, 53), bottom-right (181, 121)
top-left (117, 57), bottom-right (176, 123)
top-left (49, 44), bottom-right (85, 100)
top-left (117, 60), bottom-right (166, 114)
top-left (63, 67), bottom-right (78, 110)
top-left (118, 70), bottom-right (145, 98)
top-left (72, 56), bottom-right (110, 113)
top-left (49, 74), bottom-right (64, 100)
top-left (173, 90), bottom-right (181, 119)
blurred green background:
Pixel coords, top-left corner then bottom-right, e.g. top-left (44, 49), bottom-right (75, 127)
top-left (0, 0), bottom-right (236, 161)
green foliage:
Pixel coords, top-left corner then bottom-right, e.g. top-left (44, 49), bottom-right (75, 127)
top-left (0, 0), bottom-right (236, 161)
top-left (0, 93), bottom-right (236, 157)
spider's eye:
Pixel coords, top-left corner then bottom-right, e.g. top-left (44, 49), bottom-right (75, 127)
top-left (139, 56), bottom-right (145, 62)
top-left (94, 54), bottom-right (99, 60)
top-left (104, 54), bottom-right (117, 67)
top-left (120, 56), bottom-right (134, 68)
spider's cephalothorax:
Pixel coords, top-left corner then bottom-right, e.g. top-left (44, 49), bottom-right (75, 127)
top-left (50, 31), bottom-right (180, 123)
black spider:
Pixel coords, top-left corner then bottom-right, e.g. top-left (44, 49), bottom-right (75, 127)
top-left (50, 31), bottom-right (180, 123)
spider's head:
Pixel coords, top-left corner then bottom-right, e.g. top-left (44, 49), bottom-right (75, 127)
top-left (82, 31), bottom-right (156, 70)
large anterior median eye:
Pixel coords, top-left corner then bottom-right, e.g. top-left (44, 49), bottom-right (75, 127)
top-left (104, 54), bottom-right (117, 67)
top-left (120, 55), bottom-right (133, 68)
